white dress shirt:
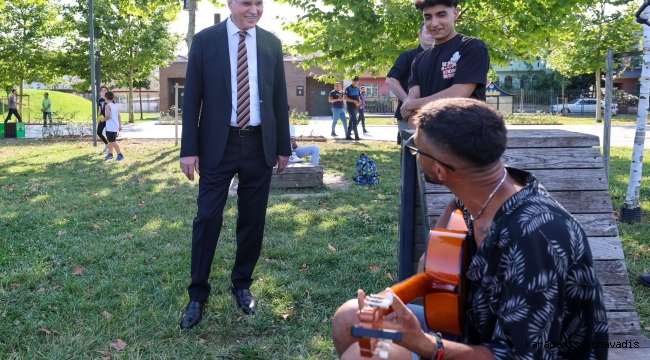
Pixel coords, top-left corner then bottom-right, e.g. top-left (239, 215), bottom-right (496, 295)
top-left (227, 16), bottom-right (261, 127)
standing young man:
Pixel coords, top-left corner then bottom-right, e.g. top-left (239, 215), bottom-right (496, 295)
top-left (42, 92), bottom-right (53, 127)
top-left (179, 0), bottom-right (291, 329)
top-left (400, 0), bottom-right (490, 126)
top-left (386, 23), bottom-right (434, 144)
top-left (329, 82), bottom-right (347, 137)
top-left (344, 76), bottom-right (361, 141)
top-left (97, 86), bottom-right (110, 154)
top-left (101, 91), bottom-right (124, 161)
top-left (4, 89), bottom-right (24, 123)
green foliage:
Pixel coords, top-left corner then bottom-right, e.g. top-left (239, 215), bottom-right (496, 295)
top-left (0, 0), bottom-right (65, 89)
top-left (289, 108), bottom-right (310, 125)
top-left (545, 1), bottom-right (640, 77)
top-left (61, 0), bottom-right (181, 121)
top-left (278, 0), bottom-right (593, 79)
top-left (1, 90), bottom-right (93, 122)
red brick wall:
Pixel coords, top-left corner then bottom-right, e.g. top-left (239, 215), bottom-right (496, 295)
top-left (159, 62), bottom-right (188, 112)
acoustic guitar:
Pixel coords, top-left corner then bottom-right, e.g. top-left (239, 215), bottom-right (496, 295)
top-left (351, 209), bottom-right (470, 358)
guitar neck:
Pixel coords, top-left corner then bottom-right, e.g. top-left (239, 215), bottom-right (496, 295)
top-left (390, 272), bottom-right (431, 305)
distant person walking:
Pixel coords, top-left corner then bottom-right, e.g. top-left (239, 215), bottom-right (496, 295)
top-left (4, 89), bottom-right (24, 123)
top-left (101, 91), bottom-right (124, 161)
top-left (359, 86), bottom-right (368, 133)
top-left (97, 86), bottom-right (109, 154)
top-left (42, 92), bottom-right (53, 127)
top-left (329, 82), bottom-right (347, 136)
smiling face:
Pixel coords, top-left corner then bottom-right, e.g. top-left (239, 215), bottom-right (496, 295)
top-left (228, 0), bottom-right (263, 31)
top-left (422, 4), bottom-right (459, 44)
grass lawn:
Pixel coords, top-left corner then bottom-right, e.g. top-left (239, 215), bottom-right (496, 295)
top-left (0, 139), bottom-right (400, 359)
top-left (1, 139), bottom-right (649, 358)
top-left (2, 90), bottom-right (93, 124)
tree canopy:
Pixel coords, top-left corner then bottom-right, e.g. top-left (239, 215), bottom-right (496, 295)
top-left (277, 0), bottom-right (594, 80)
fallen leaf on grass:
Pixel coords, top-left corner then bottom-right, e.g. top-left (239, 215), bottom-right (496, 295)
top-left (37, 288), bottom-right (45, 292)
top-left (130, 215), bottom-right (137, 221)
top-left (73, 266), bottom-right (84, 275)
top-left (197, 338), bottom-right (206, 344)
top-left (300, 264), bottom-right (309, 275)
top-left (11, 282), bottom-right (19, 289)
top-left (111, 182), bottom-right (117, 187)
top-left (222, 219), bottom-right (227, 227)
top-left (642, 245), bottom-right (650, 254)
top-left (327, 244), bottom-right (337, 252)
top-left (91, 192), bottom-right (98, 197)
top-left (386, 272), bottom-right (393, 281)
top-left (110, 339), bottom-right (126, 351)
top-left (369, 264), bottom-right (381, 273)
top-left (98, 350), bottom-right (111, 360)
top-left (57, 230), bottom-right (67, 237)
top-left (282, 306), bottom-right (295, 320)
top-left (644, 326), bottom-right (650, 332)
top-left (257, 278), bottom-right (265, 284)
top-left (2, 222), bottom-right (9, 226)
top-left (101, 175), bottom-right (105, 180)
top-left (50, 285), bottom-right (61, 291)
top-left (634, 253), bottom-right (640, 261)
top-left (236, 314), bottom-right (245, 322)
top-left (125, 234), bottom-right (134, 239)
top-left (326, 208), bottom-right (332, 211)
top-left (38, 328), bottom-right (53, 335)
top-left (102, 311), bottom-right (112, 319)
top-left (281, 260), bottom-right (286, 266)
top-left (358, 211), bottom-right (365, 216)
top-left (264, 258), bottom-right (270, 262)
top-left (322, 316), bottom-right (328, 323)
top-left (94, 225), bottom-right (100, 230)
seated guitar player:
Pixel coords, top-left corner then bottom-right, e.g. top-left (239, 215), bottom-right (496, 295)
top-left (331, 98), bottom-right (609, 360)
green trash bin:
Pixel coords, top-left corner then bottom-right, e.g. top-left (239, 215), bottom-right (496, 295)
top-left (0, 123), bottom-right (4, 138)
top-left (17, 122), bottom-right (25, 138)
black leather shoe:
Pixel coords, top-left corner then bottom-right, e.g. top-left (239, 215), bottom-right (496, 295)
top-left (231, 286), bottom-right (256, 314)
top-left (180, 301), bottom-right (204, 329)
top-left (354, 137), bottom-right (361, 141)
top-left (345, 136), bottom-right (353, 140)
top-left (638, 274), bottom-right (650, 287)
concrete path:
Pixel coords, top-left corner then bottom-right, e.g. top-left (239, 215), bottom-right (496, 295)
top-left (20, 117), bottom-right (650, 148)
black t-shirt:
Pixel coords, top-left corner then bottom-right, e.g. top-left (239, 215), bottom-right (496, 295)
top-left (97, 98), bottom-right (107, 117)
top-left (409, 34), bottom-right (489, 101)
top-left (329, 90), bottom-right (344, 109)
top-left (386, 45), bottom-right (425, 120)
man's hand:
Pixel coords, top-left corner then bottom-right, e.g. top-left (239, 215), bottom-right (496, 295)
top-left (356, 289), bottom-right (431, 356)
top-left (118, 125), bottom-right (122, 131)
top-left (400, 106), bottom-right (414, 122)
top-left (180, 156), bottom-right (200, 181)
top-left (276, 155), bottom-right (289, 173)
top-left (291, 139), bottom-right (298, 149)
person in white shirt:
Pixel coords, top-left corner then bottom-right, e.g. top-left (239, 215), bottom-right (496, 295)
top-left (289, 124), bottom-right (320, 165)
top-left (100, 91), bottom-right (124, 161)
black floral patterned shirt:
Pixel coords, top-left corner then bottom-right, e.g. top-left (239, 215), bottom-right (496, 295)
top-left (456, 167), bottom-right (609, 360)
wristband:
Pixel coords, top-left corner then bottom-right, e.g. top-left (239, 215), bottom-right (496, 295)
top-left (421, 332), bottom-right (444, 360)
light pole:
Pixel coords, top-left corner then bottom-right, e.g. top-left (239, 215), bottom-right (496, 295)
top-left (89, 0), bottom-right (97, 147)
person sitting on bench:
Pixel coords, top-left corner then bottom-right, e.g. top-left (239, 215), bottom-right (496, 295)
top-left (288, 124), bottom-right (320, 165)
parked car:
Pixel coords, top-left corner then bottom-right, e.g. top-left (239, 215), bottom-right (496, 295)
top-left (550, 98), bottom-right (618, 116)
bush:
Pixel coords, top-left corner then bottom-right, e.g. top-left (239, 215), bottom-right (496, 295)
top-left (290, 108), bottom-right (310, 125)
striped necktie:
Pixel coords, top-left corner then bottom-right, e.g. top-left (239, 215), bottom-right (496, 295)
top-left (236, 31), bottom-right (250, 128)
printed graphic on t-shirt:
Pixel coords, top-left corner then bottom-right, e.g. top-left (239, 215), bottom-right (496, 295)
top-left (441, 51), bottom-right (461, 80)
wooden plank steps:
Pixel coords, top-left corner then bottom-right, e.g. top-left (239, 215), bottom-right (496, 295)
top-left (271, 162), bottom-right (323, 188)
top-left (398, 129), bottom-right (648, 358)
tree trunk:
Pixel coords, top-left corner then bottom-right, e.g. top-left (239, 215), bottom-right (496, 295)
top-left (595, 68), bottom-right (602, 122)
top-left (623, 10), bottom-right (650, 213)
top-left (139, 87), bottom-right (143, 120)
top-left (128, 66), bottom-right (134, 123)
top-left (19, 77), bottom-right (24, 121)
top-left (186, 0), bottom-right (197, 55)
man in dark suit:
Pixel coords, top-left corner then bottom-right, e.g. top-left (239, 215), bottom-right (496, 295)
top-left (178, 0), bottom-right (291, 329)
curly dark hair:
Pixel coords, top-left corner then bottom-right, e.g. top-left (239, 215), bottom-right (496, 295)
top-left (414, 98), bottom-right (507, 169)
top-left (414, 0), bottom-right (459, 11)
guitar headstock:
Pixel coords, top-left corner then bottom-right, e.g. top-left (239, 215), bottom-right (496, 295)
top-left (352, 292), bottom-right (401, 358)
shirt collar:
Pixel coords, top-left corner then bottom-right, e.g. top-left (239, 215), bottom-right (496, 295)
top-left (226, 16), bottom-right (257, 41)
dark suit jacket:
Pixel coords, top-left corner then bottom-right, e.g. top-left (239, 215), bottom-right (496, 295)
top-left (180, 21), bottom-right (291, 168)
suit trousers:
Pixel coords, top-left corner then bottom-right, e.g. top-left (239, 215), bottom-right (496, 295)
top-left (188, 130), bottom-right (273, 303)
